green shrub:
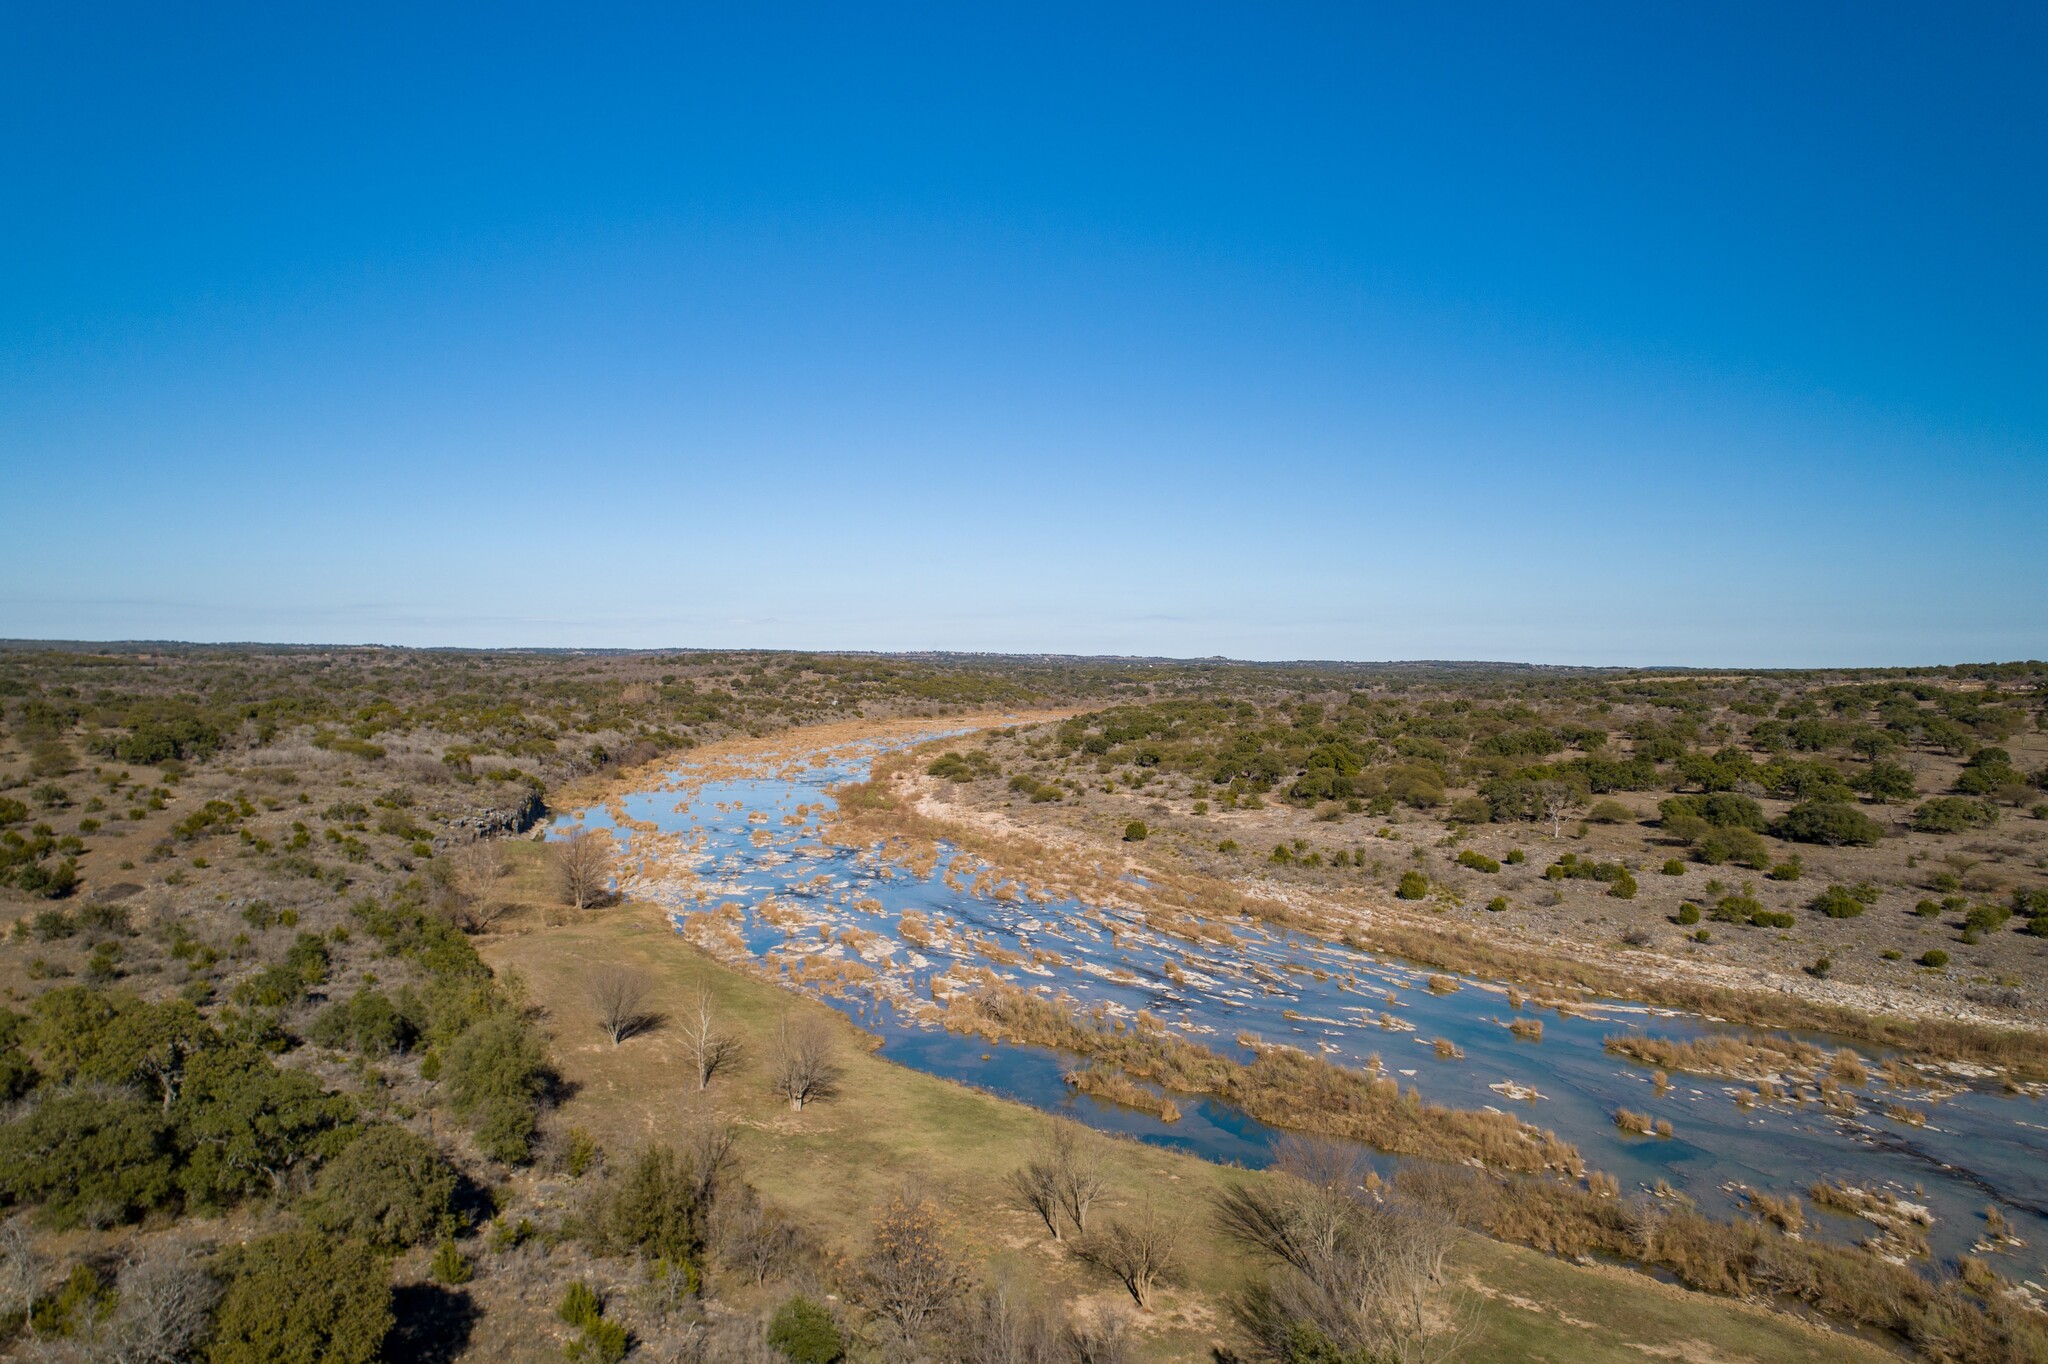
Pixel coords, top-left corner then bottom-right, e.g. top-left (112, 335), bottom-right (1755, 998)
top-left (0, 1091), bottom-right (178, 1226)
top-left (1766, 858), bottom-right (1803, 882)
top-left (1919, 949), bottom-right (1950, 969)
top-left (430, 1239), bottom-right (472, 1285)
top-left (1811, 886), bottom-right (1871, 919)
top-left (1675, 904), bottom-right (1701, 926)
top-left (1694, 826), bottom-right (1773, 869)
top-left (1659, 793), bottom-right (1765, 831)
top-left (440, 1014), bottom-right (547, 1163)
top-left (302, 1125), bottom-right (457, 1249)
top-left (1395, 871), bottom-right (1429, 900)
top-left (310, 987), bottom-right (420, 1056)
top-left (1911, 797), bottom-right (1998, 834)
top-left (767, 1294), bottom-right (847, 1363)
top-left (1660, 859), bottom-right (1685, 876)
top-left (186, 1057), bottom-right (337, 1197)
top-left (1963, 903), bottom-right (2012, 935)
top-left (1772, 801), bottom-right (1883, 847)
top-left (1586, 800), bottom-right (1633, 824)
top-left (1913, 898), bottom-right (1943, 917)
top-left (559, 1282), bottom-right (604, 1331)
top-left (1454, 849), bottom-right (1499, 874)
top-left (1504, 849), bottom-right (1525, 864)
top-left (1485, 896), bottom-right (1508, 912)
top-left (1122, 821), bottom-right (1147, 842)
top-left (588, 1143), bottom-right (712, 1264)
top-left (206, 1232), bottom-right (391, 1364)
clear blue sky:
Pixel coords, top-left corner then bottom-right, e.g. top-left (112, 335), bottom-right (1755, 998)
top-left (3, 3), bottom-right (2042, 665)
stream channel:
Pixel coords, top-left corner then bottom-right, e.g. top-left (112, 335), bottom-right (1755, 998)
top-left (558, 728), bottom-right (2048, 1285)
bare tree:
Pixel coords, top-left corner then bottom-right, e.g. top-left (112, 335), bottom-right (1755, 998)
top-left (680, 987), bottom-right (740, 1091)
top-left (102, 1242), bottom-right (222, 1364)
top-left (443, 838), bottom-right (511, 930)
top-left (0, 1217), bottom-right (41, 1330)
top-left (552, 828), bottom-right (616, 910)
top-left (1006, 1158), bottom-right (1064, 1241)
top-left (1215, 1138), bottom-right (1467, 1364)
top-left (859, 1188), bottom-right (972, 1339)
top-left (1062, 1302), bottom-right (1136, 1364)
top-left (769, 1015), bottom-right (841, 1112)
top-left (1535, 779), bottom-right (1588, 840)
top-left (587, 964), bottom-right (653, 1045)
top-left (1078, 1201), bottom-right (1185, 1310)
top-left (712, 1185), bottom-right (806, 1287)
top-left (1049, 1123), bottom-right (1106, 1236)
top-left (955, 1280), bottom-right (1066, 1364)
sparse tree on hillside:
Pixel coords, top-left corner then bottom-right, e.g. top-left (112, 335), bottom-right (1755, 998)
top-left (587, 965), bottom-right (653, 1045)
top-left (552, 829), bottom-right (615, 910)
top-left (1535, 780), bottom-right (1587, 839)
top-left (859, 1189), bottom-right (971, 1338)
top-left (1217, 1137), bottom-right (1466, 1364)
top-left (770, 1015), bottom-right (841, 1112)
top-left (1049, 1123), bottom-right (1106, 1237)
top-left (680, 987), bottom-right (740, 1091)
top-left (444, 838), bottom-right (511, 930)
top-left (1079, 1200), bottom-right (1185, 1310)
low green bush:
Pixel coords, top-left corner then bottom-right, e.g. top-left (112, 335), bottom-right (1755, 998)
top-left (767, 1295), bottom-right (846, 1364)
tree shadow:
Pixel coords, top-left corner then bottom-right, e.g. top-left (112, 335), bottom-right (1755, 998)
top-left (385, 1283), bottom-right (479, 1364)
top-left (617, 1009), bottom-right (665, 1044)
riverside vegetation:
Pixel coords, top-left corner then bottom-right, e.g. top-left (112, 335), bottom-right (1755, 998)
top-left (0, 642), bottom-right (2041, 1360)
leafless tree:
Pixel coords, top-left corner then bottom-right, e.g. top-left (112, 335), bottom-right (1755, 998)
top-left (1062, 1302), bottom-right (1136, 1364)
top-left (1048, 1123), bottom-right (1106, 1236)
top-left (102, 1242), bottom-right (222, 1364)
top-left (953, 1280), bottom-right (1065, 1364)
top-left (1006, 1158), bottom-right (1064, 1241)
top-left (443, 838), bottom-right (511, 930)
top-left (680, 987), bottom-right (740, 1091)
top-left (1536, 779), bottom-right (1588, 839)
top-left (859, 1188), bottom-right (972, 1339)
top-left (1078, 1200), bottom-right (1185, 1310)
top-left (1215, 1138), bottom-right (1467, 1364)
top-left (552, 828), bottom-right (616, 910)
top-left (587, 964), bottom-right (654, 1044)
top-left (0, 1217), bottom-right (41, 1328)
top-left (712, 1186), bottom-right (806, 1286)
top-left (769, 1015), bottom-right (840, 1112)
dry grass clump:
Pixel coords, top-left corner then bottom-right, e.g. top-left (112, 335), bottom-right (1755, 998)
top-left (1431, 1038), bottom-right (1464, 1060)
top-left (1064, 1065), bottom-right (1183, 1122)
top-left (1407, 1167), bottom-right (2046, 1364)
top-left (1741, 1188), bottom-right (1806, 1234)
top-left (1602, 1032), bottom-right (1824, 1081)
top-left (947, 984), bottom-right (1581, 1176)
top-left (1507, 1017), bottom-right (1543, 1042)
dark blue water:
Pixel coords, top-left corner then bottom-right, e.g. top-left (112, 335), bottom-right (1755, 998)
top-left (558, 732), bottom-right (2048, 1282)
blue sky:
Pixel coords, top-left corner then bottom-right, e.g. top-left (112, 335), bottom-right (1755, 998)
top-left (2, 3), bottom-right (2042, 665)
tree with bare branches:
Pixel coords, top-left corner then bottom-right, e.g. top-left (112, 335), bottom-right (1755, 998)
top-left (587, 965), bottom-right (653, 1045)
top-left (442, 838), bottom-right (511, 931)
top-left (1079, 1200), bottom-right (1185, 1310)
top-left (859, 1188), bottom-right (972, 1338)
top-left (1006, 1157), bottom-right (1064, 1242)
top-left (769, 1015), bottom-right (840, 1112)
top-left (1214, 1137), bottom-right (1467, 1364)
top-left (552, 828), bottom-right (615, 910)
top-left (679, 987), bottom-right (740, 1091)
top-left (1049, 1123), bottom-right (1106, 1236)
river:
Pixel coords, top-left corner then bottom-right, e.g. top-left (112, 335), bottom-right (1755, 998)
top-left (558, 726), bottom-right (2048, 1287)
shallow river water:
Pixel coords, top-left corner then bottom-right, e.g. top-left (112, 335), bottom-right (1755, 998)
top-left (560, 731), bottom-right (2048, 1285)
